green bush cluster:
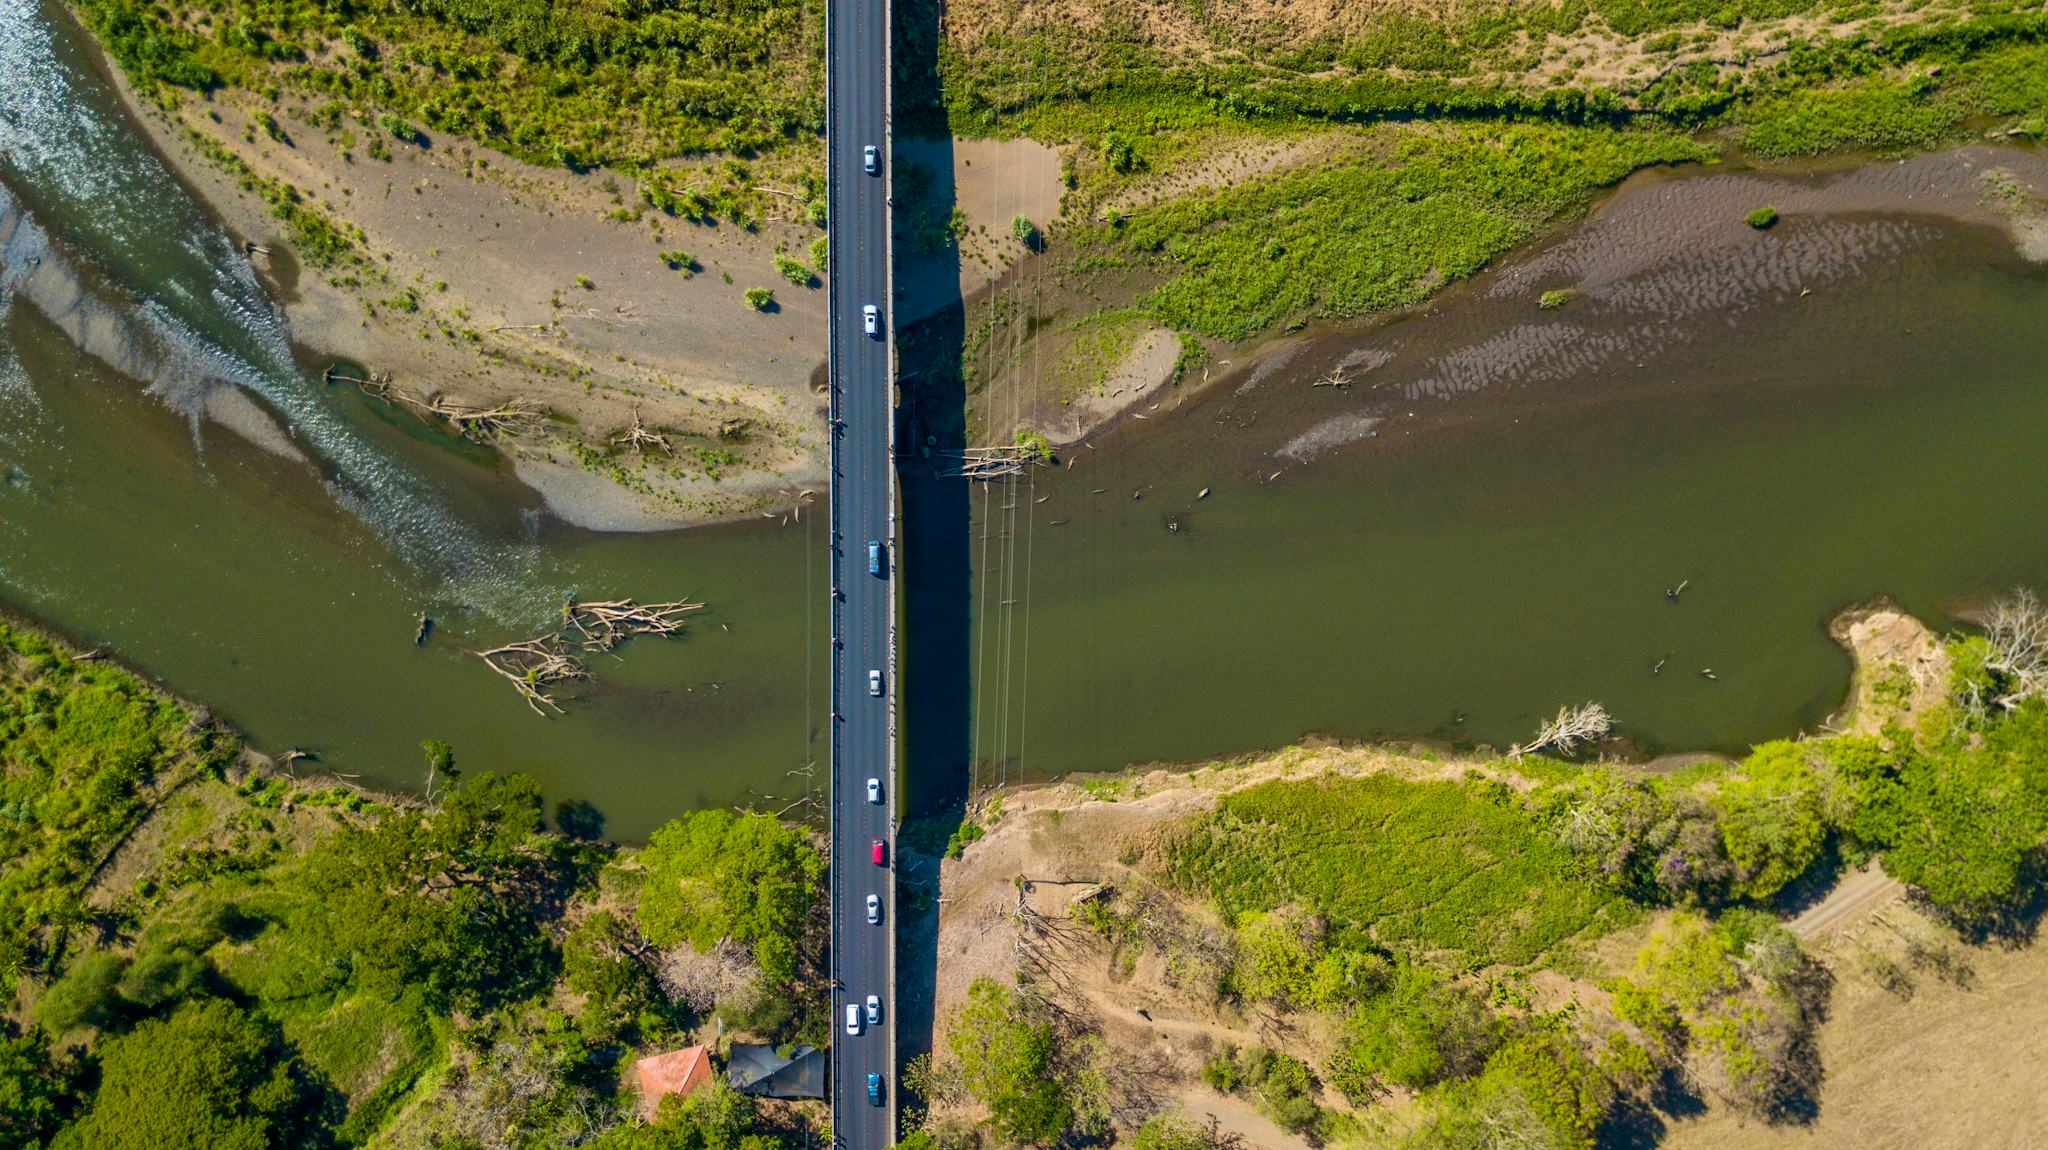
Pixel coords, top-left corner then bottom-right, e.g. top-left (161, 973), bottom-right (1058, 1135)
top-left (75, 0), bottom-right (825, 169)
top-left (1164, 773), bottom-right (1627, 965)
top-left (633, 808), bottom-right (822, 983)
top-left (1550, 680), bottom-right (2048, 927)
top-left (0, 624), bottom-right (229, 996)
top-left (946, 978), bottom-right (1083, 1145)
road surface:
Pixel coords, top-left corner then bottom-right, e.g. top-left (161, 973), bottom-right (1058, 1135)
top-left (825, 0), bottom-right (895, 1141)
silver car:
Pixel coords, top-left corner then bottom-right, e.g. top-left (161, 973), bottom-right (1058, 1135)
top-left (845, 1003), bottom-right (862, 1035)
top-left (868, 669), bottom-right (882, 696)
top-left (865, 994), bottom-right (882, 1025)
top-left (863, 144), bottom-right (879, 174)
top-left (866, 893), bottom-right (881, 924)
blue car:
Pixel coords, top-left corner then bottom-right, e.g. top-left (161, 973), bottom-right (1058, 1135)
top-left (866, 1072), bottom-right (884, 1106)
top-left (867, 539), bottom-right (883, 577)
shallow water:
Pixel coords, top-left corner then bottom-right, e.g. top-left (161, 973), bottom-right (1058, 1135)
top-left (937, 170), bottom-right (2048, 785)
top-left (10, 0), bottom-right (2048, 826)
top-left (0, 0), bottom-right (826, 839)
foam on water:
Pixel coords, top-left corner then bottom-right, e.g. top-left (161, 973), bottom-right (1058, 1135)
top-left (0, 0), bottom-right (561, 623)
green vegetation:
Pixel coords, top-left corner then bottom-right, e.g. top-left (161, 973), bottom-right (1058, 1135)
top-left (1011, 427), bottom-right (1054, 463)
top-left (743, 287), bottom-right (775, 311)
top-left (72, 0), bottom-right (823, 168)
top-left (1083, 125), bottom-right (1709, 342)
top-left (940, 978), bottom-right (1108, 1145)
top-left (0, 621), bottom-right (826, 1149)
top-left (633, 808), bottom-right (823, 983)
top-left (1747, 205), bottom-right (1781, 228)
top-left (916, 0), bottom-right (2048, 364)
top-left (1538, 288), bottom-right (1576, 309)
top-left (1164, 773), bottom-right (1629, 965)
top-left (773, 255), bottom-right (815, 286)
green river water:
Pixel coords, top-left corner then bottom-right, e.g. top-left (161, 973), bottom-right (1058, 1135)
top-left (9, 0), bottom-right (2048, 836)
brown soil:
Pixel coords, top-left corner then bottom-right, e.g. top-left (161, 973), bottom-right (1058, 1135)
top-left (898, 137), bottom-right (1067, 325)
top-left (1825, 598), bottom-right (1951, 736)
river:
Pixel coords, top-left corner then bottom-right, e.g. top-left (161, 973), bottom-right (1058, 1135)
top-left (8, 0), bottom-right (2048, 835)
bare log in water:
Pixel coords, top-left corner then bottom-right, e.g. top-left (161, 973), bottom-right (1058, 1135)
top-left (475, 636), bottom-right (591, 715)
top-left (474, 599), bottom-right (705, 713)
top-left (347, 370), bottom-right (544, 441)
top-left (562, 597), bottom-right (705, 652)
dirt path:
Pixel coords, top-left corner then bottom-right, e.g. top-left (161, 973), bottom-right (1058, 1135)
top-left (1794, 862), bottom-right (1905, 939)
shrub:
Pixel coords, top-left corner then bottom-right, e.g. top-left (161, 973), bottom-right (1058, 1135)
top-left (743, 287), bottom-right (774, 310)
top-left (658, 250), bottom-right (697, 274)
top-left (35, 952), bottom-right (129, 1034)
top-left (0, 1029), bottom-right (71, 1149)
top-left (116, 948), bottom-right (210, 1009)
top-left (1341, 964), bottom-right (1502, 1088)
top-left (1538, 288), bottom-right (1575, 309)
top-left (1716, 741), bottom-right (1828, 901)
top-left (773, 256), bottom-right (813, 286)
top-left (1746, 206), bottom-right (1779, 229)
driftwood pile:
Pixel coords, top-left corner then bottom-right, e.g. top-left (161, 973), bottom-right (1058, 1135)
top-left (476, 597), bottom-right (705, 714)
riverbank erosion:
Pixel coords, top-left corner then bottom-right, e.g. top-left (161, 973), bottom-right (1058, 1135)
top-left (900, 599), bottom-right (2048, 1149)
top-left (51, 0), bottom-right (832, 530)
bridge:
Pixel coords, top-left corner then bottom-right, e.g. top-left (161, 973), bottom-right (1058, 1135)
top-left (824, 0), bottom-right (896, 1139)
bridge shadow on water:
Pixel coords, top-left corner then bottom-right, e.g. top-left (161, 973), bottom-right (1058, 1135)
top-left (890, 0), bottom-right (969, 1090)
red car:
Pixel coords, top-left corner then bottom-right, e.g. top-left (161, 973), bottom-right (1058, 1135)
top-left (871, 839), bottom-right (887, 866)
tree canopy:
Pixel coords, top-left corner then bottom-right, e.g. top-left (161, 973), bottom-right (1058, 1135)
top-left (298, 772), bottom-right (564, 1011)
top-left (947, 977), bottom-right (1075, 1145)
top-left (635, 810), bottom-right (822, 983)
top-left (53, 999), bottom-right (310, 1150)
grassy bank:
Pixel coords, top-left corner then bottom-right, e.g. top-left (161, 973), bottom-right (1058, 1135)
top-left (0, 620), bottom-right (829, 1149)
top-left (910, 0), bottom-right (2048, 412)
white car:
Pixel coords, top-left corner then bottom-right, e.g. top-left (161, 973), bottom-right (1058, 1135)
top-left (865, 994), bottom-right (882, 1025)
top-left (866, 776), bottom-right (882, 804)
top-left (845, 1003), bottom-right (862, 1035)
top-left (868, 669), bottom-right (882, 696)
top-left (866, 893), bottom-right (881, 924)
top-left (862, 303), bottom-right (879, 337)
top-left (863, 144), bottom-right (879, 174)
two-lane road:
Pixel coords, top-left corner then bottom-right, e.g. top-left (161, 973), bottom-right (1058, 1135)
top-left (825, 0), bottom-right (894, 1141)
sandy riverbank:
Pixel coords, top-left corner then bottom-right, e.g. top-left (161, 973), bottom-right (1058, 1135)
top-left (73, 11), bottom-right (831, 530)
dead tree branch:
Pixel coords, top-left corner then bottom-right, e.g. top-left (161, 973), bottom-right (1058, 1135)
top-left (474, 636), bottom-right (590, 715)
top-left (1512, 702), bottom-right (1612, 758)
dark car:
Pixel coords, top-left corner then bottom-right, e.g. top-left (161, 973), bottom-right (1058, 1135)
top-left (867, 1072), bottom-right (884, 1106)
